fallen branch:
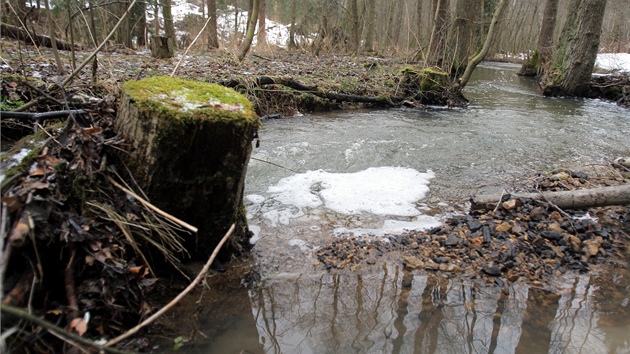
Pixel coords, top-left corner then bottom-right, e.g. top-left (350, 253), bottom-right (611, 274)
top-left (0, 304), bottom-right (135, 354)
top-left (471, 184), bottom-right (630, 211)
top-left (1, 110), bottom-right (87, 124)
top-left (104, 224), bottom-right (235, 347)
top-left (0, 22), bottom-right (74, 51)
top-left (106, 176), bottom-right (198, 234)
top-left (219, 76), bottom-right (395, 106)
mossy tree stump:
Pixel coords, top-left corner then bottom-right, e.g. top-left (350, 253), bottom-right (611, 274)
top-left (115, 76), bottom-right (259, 260)
top-left (400, 67), bottom-right (452, 105)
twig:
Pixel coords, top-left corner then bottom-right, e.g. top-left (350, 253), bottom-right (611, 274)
top-left (104, 224), bottom-right (235, 347)
top-left (106, 176), bottom-right (198, 234)
top-left (60, 0), bottom-right (139, 88)
top-left (0, 202), bottom-right (7, 301)
top-left (0, 304), bottom-right (136, 354)
top-left (251, 157), bottom-right (298, 173)
top-left (493, 189), bottom-right (506, 213)
top-left (171, 15), bottom-right (213, 77)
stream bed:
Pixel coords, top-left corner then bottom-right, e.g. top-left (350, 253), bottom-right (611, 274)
top-left (193, 62), bottom-right (630, 354)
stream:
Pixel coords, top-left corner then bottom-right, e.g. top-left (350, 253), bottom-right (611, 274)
top-left (194, 62), bottom-right (630, 354)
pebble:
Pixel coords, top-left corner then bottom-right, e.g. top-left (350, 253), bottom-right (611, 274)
top-left (314, 171), bottom-right (629, 286)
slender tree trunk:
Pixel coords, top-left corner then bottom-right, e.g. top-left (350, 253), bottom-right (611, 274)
top-left (65, 0), bottom-right (76, 68)
top-left (237, 0), bottom-right (259, 61)
top-left (451, 0), bottom-right (481, 73)
top-left (541, 0), bottom-right (607, 97)
top-left (207, 0), bottom-right (219, 48)
top-left (43, 0), bottom-right (64, 74)
top-left (135, 1), bottom-right (147, 47)
top-left (288, 0), bottom-right (297, 49)
top-left (313, 0), bottom-right (331, 56)
top-left (519, 0), bottom-right (559, 77)
top-left (456, 0), bottom-right (510, 90)
top-left (363, 0), bottom-right (376, 52)
top-left (347, 0), bottom-right (359, 54)
top-left (163, 0), bottom-right (175, 52)
top-left (415, 0), bottom-right (423, 48)
top-left (427, 0), bottom-right (450, 66)
top-left (257, 0), bottom-right (267, 46)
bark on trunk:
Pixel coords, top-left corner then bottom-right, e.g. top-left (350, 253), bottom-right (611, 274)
top-left (114, 76), bottom-right (259, 259)
top-left (236, 0), bottom-right (259, 61)
top-left (541, 0), bottom-right (607, 97)
top-left (256, 0), bottom-right (266, 46)
top-left (207, 0), bottom-right (219, 49)
top-left (455, 0), bottom-right (510, 90)
top-left (471, 184), bottom-right (630, 211)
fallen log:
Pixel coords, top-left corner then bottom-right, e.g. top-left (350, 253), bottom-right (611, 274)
top-left (1, 22), bottom-right (75, 51)
top-left (471, 184), bottom-right (630, 211)
top-left (219, 75), bottom-right (395, 106)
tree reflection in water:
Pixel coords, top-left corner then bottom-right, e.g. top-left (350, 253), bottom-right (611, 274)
top-left (247, 265), bottom-right (630, 354)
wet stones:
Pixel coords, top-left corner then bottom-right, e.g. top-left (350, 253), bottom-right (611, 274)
top-left (315, 170), bottom-right (629, 285)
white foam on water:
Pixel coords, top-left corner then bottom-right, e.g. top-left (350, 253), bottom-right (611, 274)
top-left (266, 167), bottom-right (435, 216)
top-left (334, 215), bottom-right (442, 237)
top-left (248, 225), bottom-right (261, 244)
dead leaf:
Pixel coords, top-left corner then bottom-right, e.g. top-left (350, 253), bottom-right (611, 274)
top-left (129, 266), bottom-right (148, 279)
top-left (83, 126), bottom-right (103, 135)
top-left (1, 195), bottom-right (22, 212)
top-left (85, 255), bottom-right (95, 266)
top-left (68, 314), bottom-right (89, 336)
top-left (9, 213), bottom-right (31, 246)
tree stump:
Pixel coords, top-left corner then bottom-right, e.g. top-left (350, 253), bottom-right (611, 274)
top-left (115, 76), bottom-right (260, 260)
top-left (150, 36), bottom-right (174, 59)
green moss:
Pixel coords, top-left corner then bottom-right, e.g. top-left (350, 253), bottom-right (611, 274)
top-left (123, 76), bottom-right (258, 123)
top-left (418, 68), bottom-right (449, 91)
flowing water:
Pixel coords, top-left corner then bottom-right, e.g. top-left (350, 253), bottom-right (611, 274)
top-left (193, 63), bottom-right (630, 354)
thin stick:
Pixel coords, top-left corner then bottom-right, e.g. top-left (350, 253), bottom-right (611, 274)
top-left (251, 157), bottom-right (298, 173)
top-left (0, 304), bottom-right (136, 354)
top-left (493, 189), bottom-right (506, 213)
top-left (104, 224), bottom-right (235, 347)
top-left (60, 0), bottom-right (139, 88)
top-left (106, 176), bottom-right (198, 234)
top-left (171, 15), bottom-right (213, 77)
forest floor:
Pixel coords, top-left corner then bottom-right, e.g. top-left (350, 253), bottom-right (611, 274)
top-left (1, 40), bottom-right (630, 352)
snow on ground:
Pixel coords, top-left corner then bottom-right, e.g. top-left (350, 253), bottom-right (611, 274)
top-left (167, 2), bottom-right (295, 47)
top-left (594, 53), bottom-right (630, 73)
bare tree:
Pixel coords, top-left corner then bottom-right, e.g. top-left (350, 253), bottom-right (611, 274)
top-left (237, 0), bottom-right (260, 61)
top-left (451, 0), bottom-right (481, 73)
top-left (518, 0), bottom-right (559, 77)
top-left (542, 0), bottom-right (608, 96)
top-left (426, 0), bottom-right (450, 66)
top-left (363, 0), bottom-right (376, 52)
top-left (207, 0), bottom-right (219, 48)
top-left (257, 0), bottom-right (267, 46)
top-left (347, 0), bottom-right (359, 54)
top-left (456, 0), bottom-right (510, 90)
top-left (288, 0), bottom-right (298, 49)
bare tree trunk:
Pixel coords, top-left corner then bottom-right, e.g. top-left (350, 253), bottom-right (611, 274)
top-left (162, 0), bottom-right (175, 54)
top-left (347, 0), bottom-right (359, 54)
top-left (207, 0), bottom-right (219, 48)
top-left (519, 0), bottom-right (559, 77)
top-left (427, 0), bottom-right (450, 66)
top-left (451, 0), bottom-right (481, 73)
top-left (65, 0), bottom-right (76, 68)
top-left (288, 0), bottom-right (297, 49)
top-left (237, 0), bottom-right (259, 61)
top-left (257, 0), bottom-right (267, 46)
top-left (415, 0), bottom-right (423, 48)
top-left (456, 0), bottom-right (510, 90)
top-left (43, 0), bottom-right (64, 75)
top-left (363, 0), bottom-right (376, 52)
top-left (135, 1), bottom-right (147, 47)
top-left (541, 0), bottom-right (607, 97)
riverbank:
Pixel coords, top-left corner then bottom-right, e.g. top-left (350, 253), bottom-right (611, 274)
top-left (2, 40), bottom-right (630, 352)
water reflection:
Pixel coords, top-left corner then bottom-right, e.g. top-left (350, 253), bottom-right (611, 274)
top-left (242, 266), bottom-right (629, 354)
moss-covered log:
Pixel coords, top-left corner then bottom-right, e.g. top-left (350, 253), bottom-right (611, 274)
top-left (114, 76), bottom-right (259, 259)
